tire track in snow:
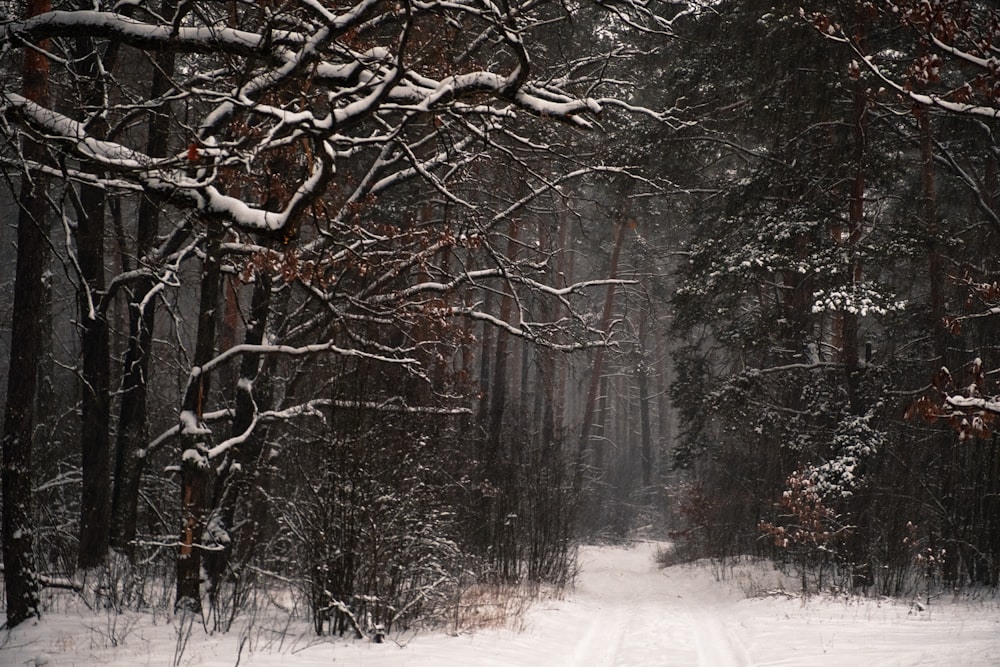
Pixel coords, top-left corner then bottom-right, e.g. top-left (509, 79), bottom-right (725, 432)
top-left (567, 542), bottom-right (714, 666)
top-left (567, 601), bottom-right (628, 667)
top-left (691, 609), bottom-right (753, 667)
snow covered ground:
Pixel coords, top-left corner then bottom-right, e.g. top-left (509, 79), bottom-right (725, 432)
top-left (4, 541), bottom-right (1000, 665)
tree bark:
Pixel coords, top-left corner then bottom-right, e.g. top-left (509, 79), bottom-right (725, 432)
top-left (73, 48), bottom-right (113, 568)
top-left (536, 216), bottom-right (558, 465)
top-left (2, 0), bottom-right (51, 627)
top-left (637, 312), bottom-right (653, 489)
top-left (110, 11), bottom-right (177, 555)
top-left (476, 289), bottom-right (494, 436)
top-left (842, 84), bottom-right (867, 415)
top-left (205, 268), bottom-right (273, 601)
top-left (574, 220), bottom-right (626, 492)
top-left (176, 218), bottom-right (225, 613)
top-left (593, 374), bottom-right (610, 475)
top-left (486, 219), bottom-right (520, 466)
top-left (76, 176), bottom-right (113, 569)
top-left (919, 108), bottom-right (946, 361)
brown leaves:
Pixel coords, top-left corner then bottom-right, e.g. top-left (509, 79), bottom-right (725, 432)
top-left (242, 248), bottom-right (328, 287)
top-left (932, 366), bottom-right (953, 392)
top-left (907, 53), bottom-right (942, 86)
top-left (888, 0), bottom-right (1000, 103)
top-left (904, 395), bottom-right (942, 423)
top-left (802, 9), bottom-right (840, 37)
top-left (760, 468), bottom-right (840, 550)
top-left (959, 411), bottom-right (994, 441)
top-left (907, 358), bottom-right (998, 441)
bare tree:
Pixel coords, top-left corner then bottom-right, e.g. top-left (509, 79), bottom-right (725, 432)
top-left (0, 0), bottom-right (683, 612)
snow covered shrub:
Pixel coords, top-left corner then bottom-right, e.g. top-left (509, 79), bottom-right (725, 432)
top-left (809, 414), bottom-right (883, 500)
top-left (460, 432), bottom-right (578, 589)
top-left (760, 412), bottom-right (882, 590)
top-left (760, 469), bottom-right (842, 549)
top-left (444, 579), bottom-right (557, 634)
top-left (272, 423), bottom-right (464, 636)
top-left (666, 480), bottom-right (724, 562)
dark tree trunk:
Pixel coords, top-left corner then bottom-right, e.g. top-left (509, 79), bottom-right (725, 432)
top-left (2, 0), bottom-right (51, 626)
top-left (637, 313), bottom-right (653, 489)
top-left (574, 220), bottom-right (625, 492)
top-left (71, 18), bottom-right (128, 569)
top-left (176, 219), bottom-right (225, 613)
top-left (919, 108), bottom-right (946, 362)
top-left (2, 177), bottom-right (47, 628)
top-left (476, 289), bottom-right (495, 434)
top-left (842, 85), bottom-right (867, 416)
top-left (844, 80), bottom-right (872, 588)
top-left (76, 175), bottom-right (113, 569)
top-left (593, 374), bottom-right (610, 475)
top-left (205, 268), bottom-right (273, 600)
top-left (35, 272), bottom-right (55, 438)
top-left (486, 219), bottom-right (520, 466)
top-left (74, 116), bottom-right (113, 571)
top-left (110, 15), bottom-right (177, 555)
top-left (536, 216), bottom-right (558, 466)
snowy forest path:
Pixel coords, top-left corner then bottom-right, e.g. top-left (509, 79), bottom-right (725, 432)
top-left (567, 540), bottom-right (750, 667)
top-left (6, 541), bottom-right (1000, 665)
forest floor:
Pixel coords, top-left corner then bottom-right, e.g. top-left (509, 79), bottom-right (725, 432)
top-left (4, 541), bottom-right (1000, 665)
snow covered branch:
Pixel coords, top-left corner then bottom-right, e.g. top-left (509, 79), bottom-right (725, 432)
top-left (190, 341), bottom-right (418, 380)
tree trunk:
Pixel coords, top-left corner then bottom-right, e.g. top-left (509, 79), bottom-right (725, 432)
top-left (637, 312), bottom-right (653, 489)
top-left (2, 0), bottom-right (51, 626)
top-left (74, 94), bottom-right (113, 572)
top-left (536, 216), bottom-right (558, 465)
top-left (844, 79), bottom-right (872, 588)
top-left (110, 13), bottom-right (177, 555)
top-left (486, 219), bottom-right (520, 465)
top-left (593, 374), bottom-right (610, 475)
top-left (176, 218), bottom-right (225, 612)
top-left (553, 204), bottom-right (573, 444)
top-left (76, 174), bottom-right (113, 569)
top-left (476, 289), bottom-right (494, 435)
top-left (842, 85), bottom-right (867, 415)
top-left (71, 3), bottom-right (130, 570)
top-left (919, 109), bottom-right (946, 361)
top-left (574, 220), bottom-right (626, 492)
top-left (205, 268), bottom-right (273, 601)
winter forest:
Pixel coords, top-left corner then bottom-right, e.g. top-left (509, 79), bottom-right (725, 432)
top-left (1, 0), bottom-right (1000, 656)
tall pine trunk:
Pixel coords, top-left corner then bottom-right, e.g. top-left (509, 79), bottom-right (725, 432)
top-left (74, 34), bottom-right (114, 568)
top-left (486, 219), bottom-right (520, 466)
top-left (842, 85), bottom-right (867, 415)
top-left (2, 0), bottom-right (51, 627)
top-left (919, 108), bottom-right (946, 362)
top-left (574, 220), bottom-right (626, 492)
top-left (637, 311), bottom-right (653, 489)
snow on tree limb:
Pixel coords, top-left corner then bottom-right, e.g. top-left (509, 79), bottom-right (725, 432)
top-left (190, 341), bottom-right (419, 380)
top-left (148, 397), bottom-right (470, 462)
top-left (806, 2), bottom-right (1000, 120)
top-left (0, 2), bottom-right (638, 241)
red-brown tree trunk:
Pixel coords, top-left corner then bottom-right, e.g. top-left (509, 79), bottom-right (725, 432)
top-left (574, 220), bottom-right (626, 492)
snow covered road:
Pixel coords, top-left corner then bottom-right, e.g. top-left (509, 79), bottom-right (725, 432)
top-left (336, 543), bottom-right (1000, 667)
top-left (314, 541), bottom-right (1000, 667)
top-left (5, 541), bottom-right (1000, 665)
